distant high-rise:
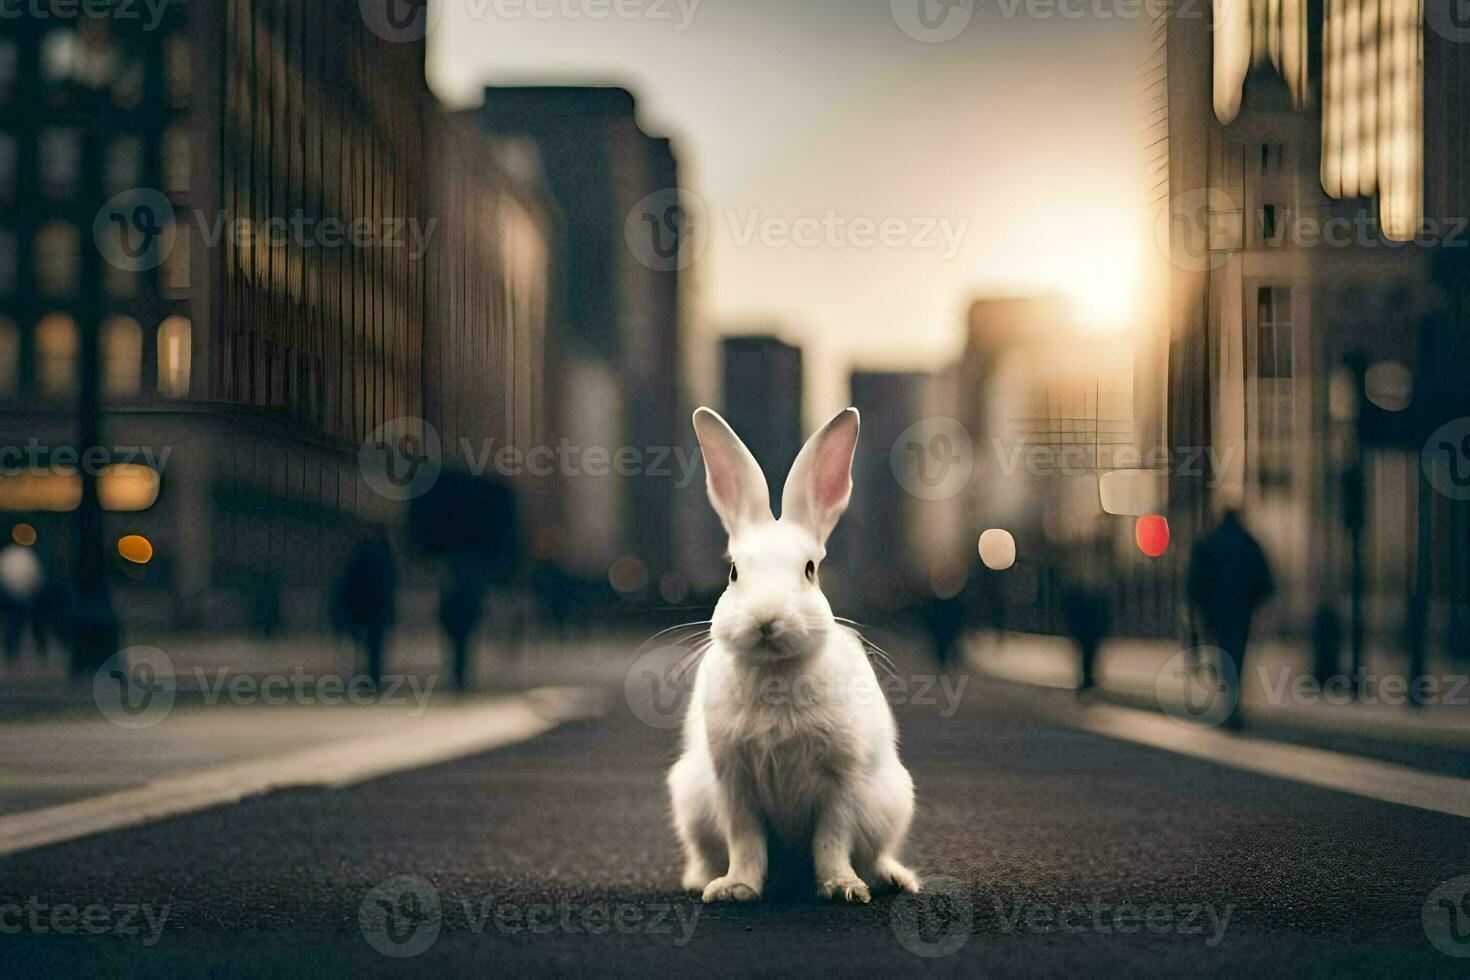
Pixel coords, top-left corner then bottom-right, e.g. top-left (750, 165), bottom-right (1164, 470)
top-left (471, 86), bottom-right (684, 583)
top-left (720, 335), bottom-right (803, 516)
top-left (845, 370), bottom-right (928, 608)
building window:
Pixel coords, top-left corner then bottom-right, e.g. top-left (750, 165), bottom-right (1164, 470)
top-left (1255, 286), bottom-right (1294, 491)
top-left (103, 316), bottom-right (142, 396)
top-left (157, 316), bottom-right (191, 398)
top-left (36, 313), bottom-right (78, 399)
top-left (0, 41), bottom-right (16, 103)
top-left (1257, 287), bottom-right (1293, 378)
top-left (0, 135), bottom-right (15, 206)
top-left (112, 59), bottom-right (144, 109)
top-left (162, 229), bottom-right (189, 295)
top-left (0, 231), bottom-right (14, 296)
top-left (106, 137), bottom-right (143, 196)
top-left (35, 222), bottom-right (79, 296)
top-left (38, 128), bottom-right (82, 200)
top-left (166, 34), bottom-right (190, 108)
top-left (106, 265), bottom-right (137, 300)
top-left (40, 30), bottom-right (77, 86)
top-left (163, 124), bottom-right (189, 196)
top-left (0, 318), bottom-right (16, 396)
top-left (1259, 143), bottom-right (1285, 180)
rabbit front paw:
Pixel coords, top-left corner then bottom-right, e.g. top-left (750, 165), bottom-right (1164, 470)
top-left (701, 876), bottom-right (762, 903)
top-left (817, 873), bottom-right (871, 904)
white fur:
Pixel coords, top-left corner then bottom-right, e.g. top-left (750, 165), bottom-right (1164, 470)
top-left (668, 407), bottom-right (920, 903)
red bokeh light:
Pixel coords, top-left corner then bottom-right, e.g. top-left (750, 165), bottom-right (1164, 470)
top-left (1135, 515), bottom-right (1170, 558)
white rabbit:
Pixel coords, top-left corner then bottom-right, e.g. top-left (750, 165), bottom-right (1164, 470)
top-left (667, 406), bottom-right (921, 904)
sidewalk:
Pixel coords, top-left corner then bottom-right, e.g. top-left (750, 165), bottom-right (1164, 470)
top-left (970, 630), bottom-right (1470, 765)
top-left (0, 629), bottom-right (642, 856)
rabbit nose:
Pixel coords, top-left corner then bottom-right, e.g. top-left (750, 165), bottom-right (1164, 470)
top-left (758, 620), bottom-right (779, 640)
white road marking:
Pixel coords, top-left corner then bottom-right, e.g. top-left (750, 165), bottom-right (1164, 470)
top-left (1075, 702), bottom-right (1470, 820)
top-left (0, 687), bottom-right (605, 857)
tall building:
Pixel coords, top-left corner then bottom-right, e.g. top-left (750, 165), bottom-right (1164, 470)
top-left (470, 87), bottom-right (684, 587)
top-left (843, 370), bottom-right (930, 610)
top-left (1149, 4), bottom-right (1470, 658)
top-left (719, 334), bottom-right (804, 517)
top-left (0, 3), bottom-right (557, 631)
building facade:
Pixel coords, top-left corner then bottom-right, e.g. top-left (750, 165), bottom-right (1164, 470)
top-left (1152, 1), bottom-right (1470, 662)
top-left (0, 1), bottom-right (558, 632)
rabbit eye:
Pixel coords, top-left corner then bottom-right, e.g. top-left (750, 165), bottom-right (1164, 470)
top-left (805, 560), bottom-right (816, 582)
top-left (729, 564), bottom-right (738, 583)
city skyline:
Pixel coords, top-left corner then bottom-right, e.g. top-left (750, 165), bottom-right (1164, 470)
top-left (428, 1), bottom-right (1149, 423)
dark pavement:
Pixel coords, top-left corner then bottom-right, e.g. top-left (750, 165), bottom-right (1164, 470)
top-left (2, 668), bottom-right (1468, 977)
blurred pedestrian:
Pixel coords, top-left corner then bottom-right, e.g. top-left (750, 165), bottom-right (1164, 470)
top-left (923, 558), bottom-right (974, 671)
top-left (335, 528), bottom-right (396, 685)
top-left (1187, 509), bottom-right (1275, 728)
top-left (0, 538), bottom-right (47, 662)
top-left (439, 560), bottom-right (487, 692)
top-left (1062, 579), bottom-right (1110, 697)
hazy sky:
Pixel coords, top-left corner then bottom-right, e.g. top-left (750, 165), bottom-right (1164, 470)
top-left (428, 0), bottom-right (1147, 420)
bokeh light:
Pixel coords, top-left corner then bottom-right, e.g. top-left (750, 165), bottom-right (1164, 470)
top-left (1135, 515), bottom-right (1170, 558)
top-left (978, 529), bottom-right (1017, 571)
top-left (117, 534), bottom-right (154, 564)
top-left (11, 523), bottom-right (36, 546)
top-left (608, 555), bottom-right (648, 594)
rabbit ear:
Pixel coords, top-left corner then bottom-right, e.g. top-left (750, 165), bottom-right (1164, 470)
top-left (782, 407), bottom-right (859, 547)
top-left (693, 407), bottom-right (773, 535)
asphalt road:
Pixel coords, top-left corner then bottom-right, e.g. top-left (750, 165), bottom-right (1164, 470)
top-left (3, 669), bottom-right (1469, 977)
